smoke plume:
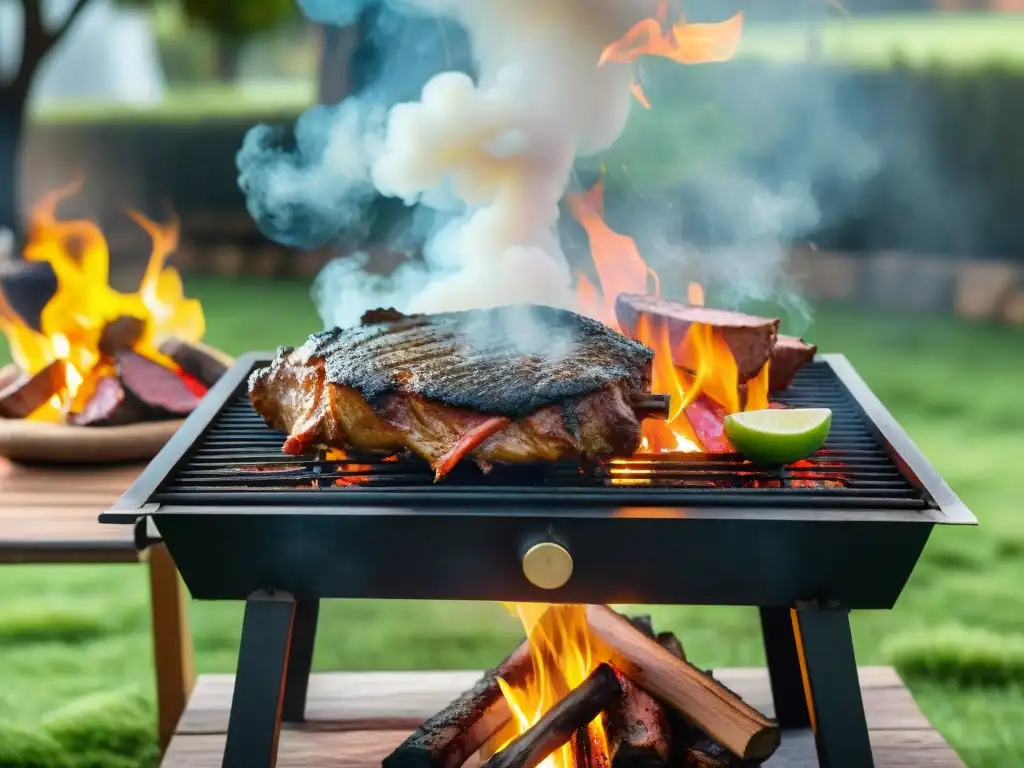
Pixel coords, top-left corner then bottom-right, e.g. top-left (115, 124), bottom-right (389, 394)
top-left (240, 0), bottom-right (666, 329)
top-left (239, 0), bottom-right (887, 336)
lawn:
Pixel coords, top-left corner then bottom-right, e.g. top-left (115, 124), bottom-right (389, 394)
top-left (25, 13), bottom-right (1024, 125)
top-left (0, 276), bottom-right (1022, 767)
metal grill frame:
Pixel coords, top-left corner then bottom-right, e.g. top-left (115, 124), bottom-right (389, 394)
top-left (97, 351), bottom-right (976, 768)
top-left (101, 351), bottom-right (972, 608)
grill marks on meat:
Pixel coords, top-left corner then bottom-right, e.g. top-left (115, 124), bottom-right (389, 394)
top-left (249, 305), bottom-right (658, 479)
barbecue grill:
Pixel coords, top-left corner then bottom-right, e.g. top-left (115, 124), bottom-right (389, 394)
top-left (101, 351), bottom-right (974, 768)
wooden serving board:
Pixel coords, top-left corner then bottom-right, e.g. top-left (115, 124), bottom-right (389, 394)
top-left (0, 417), bottom-right (185, 464)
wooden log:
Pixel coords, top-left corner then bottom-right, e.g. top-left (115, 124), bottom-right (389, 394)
top-left (0, 360), bottom-right (66, 418)
top-left (99, 316), bottom-right (145, 357)
top-left (68, 374), bottom-right (148, 427)
top-left (572, 719), bottom-right (612, 768)
top-left (607, 617), bottom-right (673, 768)
top-left (584, 606), bottom-right (779, 762)
top-left (481, 664), bottom-right (622, 768)
top-left (158, 337), bottom-right (234, 388)
top-left (615, 295), bottom-right (779, 382)
top-left (116, 350), bottom-right (202, 417)
top-left (681, 737), bottom-right (748, 767)
top-left (383, 641), bottom-right (533, 768)
top-left (656, 633), bottom-right (686, 662)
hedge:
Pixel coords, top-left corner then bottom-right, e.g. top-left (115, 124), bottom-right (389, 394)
top-left (23, 60), bottom-right (1024, 261)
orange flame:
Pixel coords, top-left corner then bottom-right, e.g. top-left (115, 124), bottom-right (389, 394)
top-left (0, 179), bottom-right (205, 420)
top-left (567, 179), bottom-right (652, 330)
top-left (599, 10), bottom-right (744, 67)
top-left (570, 179), bottom-right (772, 453)
top-left (495, 604), bottom-right (609, 768)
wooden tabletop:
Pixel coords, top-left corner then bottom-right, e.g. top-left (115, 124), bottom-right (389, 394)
top-left (0, 457), bottom-right (144, 563)
top-left (162, 667), bottom-right (967, 768)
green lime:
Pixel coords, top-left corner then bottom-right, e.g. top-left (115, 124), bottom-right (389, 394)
top-left (724, 408), bottom-right (832, 465)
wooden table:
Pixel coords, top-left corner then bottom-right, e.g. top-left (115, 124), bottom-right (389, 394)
top-left (160, 667), bottom-right (966, 767)
top-left (0, 457), bottom-right (194, 752)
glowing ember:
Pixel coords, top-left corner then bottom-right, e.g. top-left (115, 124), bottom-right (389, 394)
top-left (0, 179), bottom-right (205, 421)
top-left (496, 604), bottom-right (610, 768)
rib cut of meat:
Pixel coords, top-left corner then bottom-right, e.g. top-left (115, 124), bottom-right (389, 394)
top-left (249, 305), bottom-right (662, 479)
top-left (615, 294), bottom-right (779, 382)
top-left (768, 335), bottom-right (818, 392)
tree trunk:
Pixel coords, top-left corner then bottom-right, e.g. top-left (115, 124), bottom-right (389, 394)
top-left (214, 39), bottom-right (244, 83)
top-left (0, 87), bottom-right (27, 249)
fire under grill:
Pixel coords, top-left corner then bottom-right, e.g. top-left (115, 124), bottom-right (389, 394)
top-left (153, 358), bottom-right (925, 509)
top-left (102, 351), bottom-right (974, 768)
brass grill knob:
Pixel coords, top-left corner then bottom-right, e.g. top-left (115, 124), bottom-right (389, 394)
top-left (522, 542), bottom-right (573, 590)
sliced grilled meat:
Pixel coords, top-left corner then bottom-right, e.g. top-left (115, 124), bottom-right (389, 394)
top-left (249, 305), bottom-right (665, 479)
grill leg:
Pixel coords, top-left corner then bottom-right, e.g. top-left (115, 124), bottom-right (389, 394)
top-left (282, 598), bottom-right (319, 722)
top-left (760, 606), bottom-right (811, 728)
top-left (792, 606), bottom-right (875, 768)
top-left (221, 591), bottom-right (296, 768)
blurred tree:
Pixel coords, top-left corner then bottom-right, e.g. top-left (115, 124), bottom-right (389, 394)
top-left (0, 0), bottom-right (93, 247)
top-left (179, 0), bottom-right (299, 81)
top-left (0, 0), bottom-right (299, 248)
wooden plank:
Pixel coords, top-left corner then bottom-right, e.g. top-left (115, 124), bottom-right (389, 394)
top-left (175, 667), bottom-right (927, 736)
top-left (161, 728), bottom-right (966, 768)
top-left (0, 457), bottom-right (141, 559)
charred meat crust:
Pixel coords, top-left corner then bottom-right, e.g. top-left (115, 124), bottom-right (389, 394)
top-left (255, 305), bottom-right (654, 418)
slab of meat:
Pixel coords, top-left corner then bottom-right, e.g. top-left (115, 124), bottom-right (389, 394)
top-left (614, 294), bottom-right (779, 382)
top-left (768, 335), bottom-right (818, 392)
top-left (249, 305), bottom-right (666, 480)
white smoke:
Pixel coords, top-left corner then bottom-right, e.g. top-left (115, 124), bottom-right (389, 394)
top-left (304, 0), bottom-right (660, 328)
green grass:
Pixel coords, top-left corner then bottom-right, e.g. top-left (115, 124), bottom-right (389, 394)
top-left (24, 13), bottom-right (1024, 125)
top-left (1, 277), bottom-right (1023, 766)
top-left (739, 12), bottom-right (1024, 68)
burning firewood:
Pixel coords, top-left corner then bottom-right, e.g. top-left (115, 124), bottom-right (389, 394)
top-left (159, 337), bottom-right (234, 388)
top-left (68, 374), bottom-right (147, 427)
top-left (116, 350), bottom-right (202, 417)
top-left (583, 606), bottom-right (779, 762)
top-left (571, 719), bottom-right (611, 768)
top-left (682, 737), bottom-right (756, 767)
top-left (0, 360), bottom-right (66, 419)
top-left (98, 316), bottom-right (146, 357)
top-left (603, 616), bottom-right (675, 768)
top-left (656, 632), bottom-right (686, 662)
top-left (768, 336), bottom-right (817, 392)
top-left (615, 295), bottom-right (779, 383)
top-left (480, 664), bottom-right (622, 768)
top-left (684, 396), bottom-right (733, 454)
top-left (384, 640), bottom-right (534, 768)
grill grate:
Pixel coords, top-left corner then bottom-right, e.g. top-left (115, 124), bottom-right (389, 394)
top-left (152, 362), bottom-right (931, 511)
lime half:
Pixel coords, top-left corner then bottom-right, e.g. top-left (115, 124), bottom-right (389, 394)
top-left (724, 408), bottom-right (832, 465)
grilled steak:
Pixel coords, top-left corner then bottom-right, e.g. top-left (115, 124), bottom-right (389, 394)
top-left (615, 294), bottom-right (779, 382)
top-left (249, 305), bottom-right (667, 480)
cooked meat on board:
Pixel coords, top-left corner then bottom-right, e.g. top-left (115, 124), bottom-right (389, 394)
top-left (249, 305), bottom-right (668, 480)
